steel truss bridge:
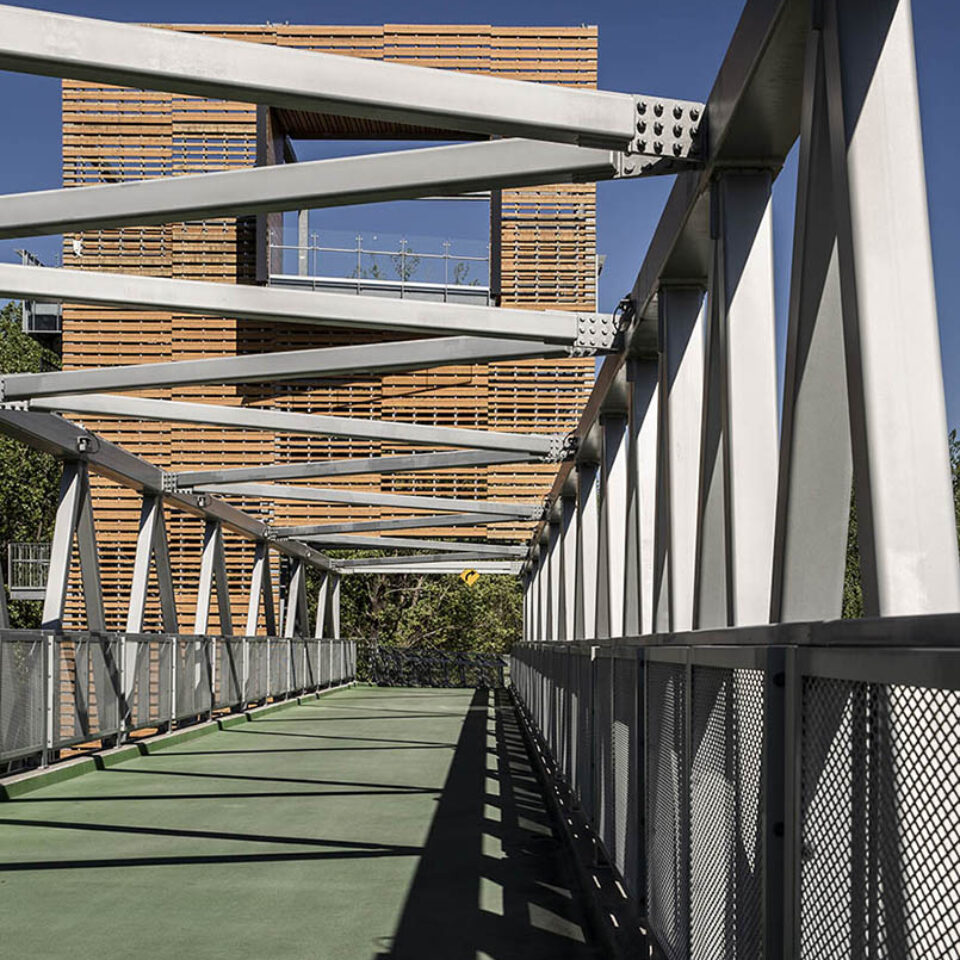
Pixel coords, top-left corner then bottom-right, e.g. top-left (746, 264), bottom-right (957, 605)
top-left (0, 0), bottom-right (959, 957)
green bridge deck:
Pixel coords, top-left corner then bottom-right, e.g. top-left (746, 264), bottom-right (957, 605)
top-left (0, 687), bottom-right (598, 960)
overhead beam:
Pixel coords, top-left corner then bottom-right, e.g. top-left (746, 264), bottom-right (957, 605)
top-left (195, 482), bottom-right (540, 519)
top-left (301, 534), bottom-right (526, 557)
top-left (273, 513), bottom-right (520, 537)
top-left (0, 263), bottom-right (616, 351)
top-left (21, 394), bottom-right (559, 457)
top-left (0, 407), bottom-right (334, 571)
top-left (1, 336), bottom-right (567, 401)
top-left (336, 552), bottom-right (517, 570)
top-left (177, 450), bottom-right (535, 488)
top-left (0, 138), bottom-right (686, 241)
top-left (0, 5), bottom-right (703, 153)
top-left (340, 562), bottom-right (522, 575)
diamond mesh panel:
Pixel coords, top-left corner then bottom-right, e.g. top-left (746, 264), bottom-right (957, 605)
top-left (801, 677), bottom-right (960, 960)
top-left (247, 640), bottom-right (267, 701)
top-left (0, 634), bottom-right (45, 760)
top-left (613, 656), bottom-right (640, 897)
top-left (175, 639), bottom-right (212, 719)
top-left (647, 660), bottom-right (689, 960)
top-left (127, 637), bottom-right (172, 729)
top-left (269, 638), bottom-right (289, 697)
top-left (215, 639), bottom-right (243, 709)
top-left (690, 667), bottom-right (765, 960)
top-left (577, 653), bottom-right (594, 819)
top-left (53, 636), bottom-right (121, 748)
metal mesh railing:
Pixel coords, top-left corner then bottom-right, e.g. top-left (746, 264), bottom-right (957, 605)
top-left (360, 644), bottom-right (506, 688)
top-left (0, 631), bottom-right (357, 768)
top-left (512, 634), bottom-right (960, 960)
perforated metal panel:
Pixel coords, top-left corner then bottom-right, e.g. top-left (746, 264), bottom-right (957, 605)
top-left (246, 639), bottom-right (267, 701)
top-left (800, 677), bottom-right (960, 960)
top-left (613, 655), bottom-right (640, 897)
top-left (690, 666), bottom-right (765, 960)
top-left (53, 635), bottom-right (122, 748)
top-left (576, 652), bottom-right (594, 820)
top-left (175, 638), bottom-right (212, 720)
top-left (595, 654), bottom-right (614, 847)
top-left (126, 635), bottom-right (172, 729)
top-left (304, 639), bottom-right (319, 689)
top-left (269, 638), bottom-right (289, 697)
top-left (215, 638), bottom-right (243, 709)
top-left (647, 660), bottom-right (689, 960)
top-left (0, 633), bottom-right (45, 760)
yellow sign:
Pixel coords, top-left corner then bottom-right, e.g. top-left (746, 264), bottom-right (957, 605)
top-left (459, 569), bottom-right (480, 586)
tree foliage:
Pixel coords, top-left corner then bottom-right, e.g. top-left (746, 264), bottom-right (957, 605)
top-left (843, 431), bottom-right (960, 618)
top-left (0, 302), bottom-right (61, 627)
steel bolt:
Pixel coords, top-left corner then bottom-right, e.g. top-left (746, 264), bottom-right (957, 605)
top-left (673, 105), bottom-right (683, 119)
top-left (691, 125), bottom-right (700, 138)
top-left (637, 120), bottom-right (646, 134)
top-left (654, 121), bottom-right (663, 136)
top-left (637, 101), bottom-right (647, 114)
top-left (690, 107), bottom-right (700, 121)
top-left (654, 102), bottom-right (664, 117)
top-left (654, 141), bottom-right (663, 154)
top-left (623, 160), bottom-right (637, 175)
top-left (673, 143), bottom-right (682, 156)
top-left (637, 140), bottom-right (646, 153)
top-left (673, 124), bottom-right (683, 137)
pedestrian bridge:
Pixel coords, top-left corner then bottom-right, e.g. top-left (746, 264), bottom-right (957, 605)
top-left (1, 0), bottom-right (959, 957)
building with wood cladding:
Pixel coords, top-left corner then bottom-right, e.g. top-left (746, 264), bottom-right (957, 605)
top-left (59, 23), bottom-right (598, 632)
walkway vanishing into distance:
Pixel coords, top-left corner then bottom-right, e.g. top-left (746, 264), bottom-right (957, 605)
top-left (0, 687), bottom-right (598, 960)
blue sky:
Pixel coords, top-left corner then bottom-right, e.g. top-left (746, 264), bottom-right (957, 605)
top-left (0, 0), bottom-right (957, 428)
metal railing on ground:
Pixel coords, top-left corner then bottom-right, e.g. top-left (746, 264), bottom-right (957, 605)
top-left (7, 542), bottom-right (50, 600)
top-left (511, 615), bottom-right (960, 960)
top-left (0, 631), bottom-right (357, 771)
top-left (360, 644), bottom-right (505, 688)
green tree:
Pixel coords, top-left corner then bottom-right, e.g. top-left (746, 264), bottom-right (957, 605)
top-left (0, 301), bottom-right (62, 627)
top-left (843, 432), bottom-right (960, 618)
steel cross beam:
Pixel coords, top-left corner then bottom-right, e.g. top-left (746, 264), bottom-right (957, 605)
top-left (273, 513), bottom-right (520, 537)
top-left (0, 337), bottom-right (568, 401)
top-left (194, 482), bottom-right (541, 519)
top-left (0, 263), bottom-right (617, 352)
top-left (336, 552), bottom-right (516, 570)
top-left (299, 534), bottom-right (526, 557)
top-left (0, 139), bottom-right (693, 242)
top-left (340, 562), bottom-right (521, 575)
top-left (176, 450), bottom-right (535, 488)
top-left (0, 407), bottom-right (334, 572)
top-left (0, 4), bottom-right (703, 154)
top-left (20, 394), bottom-right (560, 457)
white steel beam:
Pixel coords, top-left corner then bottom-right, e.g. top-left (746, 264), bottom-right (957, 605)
top-left (770, 32), bottom-right (851, 623)
top-left (245, 541), bottom-right (276, 637)
top-left (0, 139), bottom-right (674, 241)
top-left (193, 482), bottom-right (539, 519)
top-left (23, 393), bottom-right (558, 457)
top-left (573, 461), bottom-right (600, 640)
top-left (0, 5), bottom-right (704, 152)
top-left (330, 575), bottom-right (341, 640)
top-left (547, 520), bottom-right (562, 641)
top-left (126, 492), bottom-right (177, 633)
top-left (273, 513), bottom-right (520, 538)
top-left (823, 0), bottom-right (960, 616)
top-left (1, 337), bottom-right (567, 401)
top-left (299, 534), bottom-right (525, 557)
top-left (177, 450), bottom-right (535, 488)
top-left (0, 263), bottom-right (616, 351)
top-left (340, 561), bottom-right (520, 576)
top-left (655, 288), bottom-right (705, 632)
top-left (557, 495), bottom-right (577, 641)
top-left (596, 412), bottom-right (628, 639)
top-left (194, 519), bottom-right (233, 636)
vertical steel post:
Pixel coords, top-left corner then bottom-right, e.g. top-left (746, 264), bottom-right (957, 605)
top-left (297, 208), bottom-right (309, 276)
top-left (314, 570), bottom-right (329, 638)
top-left (574, 459), bottom-right (600, 640)
top-left (557, 494), bottom-right (577, 641)
top-left (330, 573), bottom-right (341, 640)
top-left (597, 411), bottom-right (628, 639)
top-left (823, 0), bottom-right (960, 615)
top-left (655, 287), bottom-right (705, 632)
top-left (547, 519), bottom-right (561, 640)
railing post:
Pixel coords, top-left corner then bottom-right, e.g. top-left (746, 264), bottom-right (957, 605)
top-left (547, 516), bottom-right (561, 641)
top-left (557, 493), bottom-right (577, 641)
top-left (596, 404), bottom-right (628, 640)
top-left (573, 458), bottom-right (599, 640)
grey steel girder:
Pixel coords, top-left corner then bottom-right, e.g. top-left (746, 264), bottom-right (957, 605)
top-left (336, 552), bottom-right (515, 570)
top-left (0, 336), bottom-right (568, 401)
top-left (0, 263), bottom-right (619, 352)
top-left (19, 393), bottom-right (559, 457)
top-left (0, 5), bottom-right (703, 154)
top-left (197, 482), bottom-right (541, 519)
top-left (273, 513), bottom-right (520, 537)
top-left (298, 535), bottom-right (526, 557)
top-left (0, 139), bottom-right (696, 242)
top-left (175, 450), bottom-right (535, 488)
top-left (340, 562), bottom-right (522, 575)
top-left (0, 407), bottom-right (334, 572)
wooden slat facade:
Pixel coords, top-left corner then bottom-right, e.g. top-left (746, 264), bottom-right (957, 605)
top-left (61, 24), bottom-right (598, 630)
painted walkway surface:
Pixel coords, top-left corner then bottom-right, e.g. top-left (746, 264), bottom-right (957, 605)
top-left (0, 687), bottom-right (598, 960)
